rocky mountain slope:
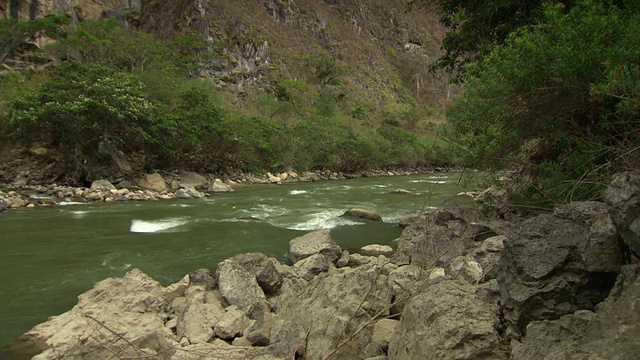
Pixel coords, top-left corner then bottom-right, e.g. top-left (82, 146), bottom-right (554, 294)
top-left (3, 0), bottom-right (452, 113)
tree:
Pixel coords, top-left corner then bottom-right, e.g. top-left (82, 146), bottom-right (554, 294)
top-left (408, 0), bottom-right (575, 79)
top-left (8, 61), bottom-right (164, 172)
top-left (447, 0), bottom-right (640, 203)
top-left (0, 14), bottom-right (68, 64)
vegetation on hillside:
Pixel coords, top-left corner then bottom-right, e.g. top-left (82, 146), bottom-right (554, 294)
top-left (0, 9), bottom-right (452, 184)
top-left (423, 0), bottom-right (639, 207)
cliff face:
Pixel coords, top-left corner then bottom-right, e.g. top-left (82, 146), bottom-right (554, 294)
top-left (2, 0), bottom-right (141, 23)
top-left (138, 0), bottom-right (451, 109)
top-left (3, 0), bottom-right (451, 111)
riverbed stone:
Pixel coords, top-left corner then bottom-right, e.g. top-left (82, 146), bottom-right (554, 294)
top-left (178, 170), bottom-right (209, 189)
top-left (138, 173), bottom-right (167, 192)
top-left (90, 179), bottom-right (115, 192)
top-left (289, 229), bottom-right (342, 264)
top-left (360, 244), bottom-right (394, 257)
top-left (176, 185), bottom-right (205, 199)
top-left (341, 208), bottom-right (383, 222)
top-left (209, 178), bottom-right (235, 192)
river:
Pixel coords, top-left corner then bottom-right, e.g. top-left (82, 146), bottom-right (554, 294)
top-left (0, 172), bottom-right (470, 349)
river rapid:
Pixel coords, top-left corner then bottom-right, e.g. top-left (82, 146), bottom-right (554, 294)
top-left (0, 172), bottom-right (470, 348)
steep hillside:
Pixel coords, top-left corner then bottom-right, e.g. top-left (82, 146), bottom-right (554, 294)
top-left (140, 0), bottom-right (452, 114)
top-left (3, 0), bottom-right (451, 116)
top-left (1, 0), bottom-right (455, 184)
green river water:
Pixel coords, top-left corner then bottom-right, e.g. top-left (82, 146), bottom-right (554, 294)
top-left (0, 172), bottom-right (469, 351)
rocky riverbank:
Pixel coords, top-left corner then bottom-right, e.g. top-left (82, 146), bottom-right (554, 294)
top-left (5, 172), bottom-right (639, 359)
top-left (0, 167), bottom-right (440, 211)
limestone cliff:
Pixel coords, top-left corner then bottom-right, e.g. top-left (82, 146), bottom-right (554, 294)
top-left (3, 0), bottom-right (451, 110)
top-left (2, 0), bottom-right (141, 23)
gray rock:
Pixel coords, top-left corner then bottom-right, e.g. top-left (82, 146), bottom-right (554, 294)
top-left (216, 259), bottom-right (268, 313)
top-left (497, 209), bottom-right (618, 333)
top-left (293, 253), bottom-right (330, 281)
top-left (348, 253), bottom-right (374, 267)
top-left (386, 264), bottom-right (423, 315)
top-left (175, 186), bottom-right (205, 199)
top-left (393, 199), bottom-right (484, 267)
top-left (335, 250), bottom-right (350, 268)
top-left (247, 313), bottom-right (276, 346)
top-left (372, 318), bottom-right (398, 352)
top-left (265, 263), bottom-right (393, 359)
top-left (341, 208), bottom-right (383, 222)
top-left (446, 255), bottom-right (484, 284)
top-left (289, 229), bottom-right (342, 264)
top-left (178, 302), bottom-right (224, 344)
top-left (188, 268), bottom-right (217, 290)
top-left (214, 305), bottom-right (250, 340)
top-left (9, 196), bottom-right (28, 208)
top-left (209, 178), bottom-right (235, 192)
top-left (170, 341), bottom-right (258, 360)
top-left (603, 172), bottom-right (640, 258)
top-left (360, 244), bottom-right (394, 257)
top-left (7, 269), bottom-right (175, 359)
top-left (178, 170), bottom-right (209, 189)
top-left (138, 173), bottom-right (167, 192)
top-left (511, 310), bottom-right (596, 359)
top-left (388, 280), bottom-right (505, 360)
top-left (514, 264), bottom-right (640, 359)
top-left (471, 235), bottom-right (506, 281)
top-left (228, 253), bottom-right (284, 294)
top-left (90, 179), bottom-right (115, 192)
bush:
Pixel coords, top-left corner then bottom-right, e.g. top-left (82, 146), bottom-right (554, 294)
top-left (447, 0), bottom-right (640, 203)
top-left (8, 61), bottom-right (163, 156)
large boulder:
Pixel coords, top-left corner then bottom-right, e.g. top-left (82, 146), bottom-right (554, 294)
top-left (228, 253), bottom-right (285, 294)
top-left (289, 229), bottom-right (342, 264)
top-left (388, 280), bottom-right (505, 360)
top-left (138, 173), bottom-right (167, 192)
top-left (512, 264), bottom-right (640, 359)
top-left (90, 179), bottom-right (116, 192)
top-left (264, 261), bottom-right (394, 360)
top-left (177, 170), bottom-right (209, 189)
top-left (7, 269), bottom-right (175, 360)
top-left (393, 199), bottom-right (487, 267)
top-left (175, 186), bottom-right (205, 199)
top-left (497, 202), bottom-right (620, 333)
top-left (215, 259), bottom-right (269, 314)
top-left (603, 172), bottom-right (640, 258)
top-left (209, 178), bottom-right (235, 192)
top-left (341, 208), bottom-right (383, 222)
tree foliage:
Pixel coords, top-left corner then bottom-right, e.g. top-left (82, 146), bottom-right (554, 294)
top-left (0, 14), bottom-right (68, 64)
top-left (8, 61), bottom-right (162, 150)
top-left (409, 0), bottom-right (575, 79)
top-left (448, 0), bottom-right (640, 204)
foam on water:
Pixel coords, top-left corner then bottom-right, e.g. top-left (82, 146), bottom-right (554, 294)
top-left (71, 210), bottom-right (89, 218)
top-left (130, 218), bottom-right (189, 233)
top-left (289, 190), bottom-right (308, 195)
top-left (287, 210), bottom-right (363, 231)
top-left (59, 201), bottom-right (85, 206)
